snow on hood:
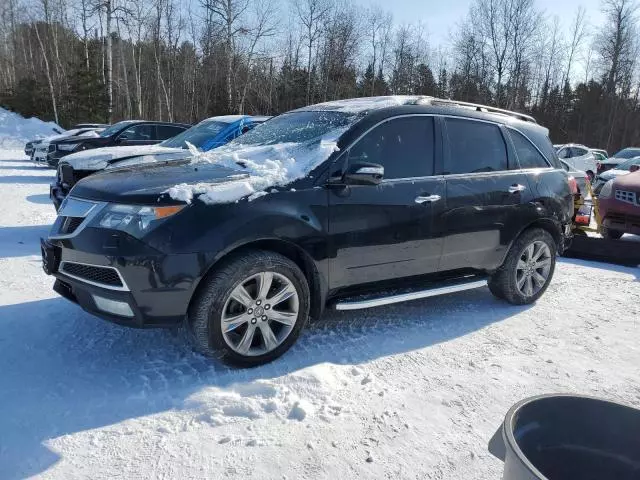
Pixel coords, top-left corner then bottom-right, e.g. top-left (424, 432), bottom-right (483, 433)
top-left (167, 134), bottom-right (342, 205)
top-left (600, 168), bottom-right (631, 181)
top-left (63, 145), bottom-right (184, 170)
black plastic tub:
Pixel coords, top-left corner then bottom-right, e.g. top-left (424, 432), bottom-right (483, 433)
top-left (489, 394), bottom-right (640, 480)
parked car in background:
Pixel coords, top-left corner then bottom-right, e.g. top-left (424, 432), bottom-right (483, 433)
top-left (555, 143), bottom-right (597, 181)
top-left (46, 120), bottom-right (190, 167)
top-left (596, 147), bottom-right (640, 175)
top-left (591, 148), bottom-right (608, 159)
top-left (592, 157), bottom-right (640, 195)
top-left (25, 127), bottom-right (65, 157)
top-left (50, 115), bottom-right (268, 210)
top-left (597, 170), bottom-right (640, 239)
top-left (32, 128), bottom-right (104, 165)
top-left (560, 160), bottom-right (589, 198)
top-left (42, 96), bottom-right (573, 366)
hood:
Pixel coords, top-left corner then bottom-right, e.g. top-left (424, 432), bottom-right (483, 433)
top-left (70, 161), bottom-right (248, 204)
top-left (62, 145), bottom-right (184, 170)
top-left (613, 170), bottom-right (640, 190)
top-left (600, 168), bottom-right (629, 181)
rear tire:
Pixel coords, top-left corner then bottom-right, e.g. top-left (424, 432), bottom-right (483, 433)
top-left (488, 228), bottom-right (557, 305)
top-left (601, 227), bottom-right (623, 240)
top-left (186, 250), bottom-right (310, 367)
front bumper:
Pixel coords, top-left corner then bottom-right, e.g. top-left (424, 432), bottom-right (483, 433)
top-left (42, 233), bottom-right (209, 328)
top-left (599, 198), bottom-right (640, 235)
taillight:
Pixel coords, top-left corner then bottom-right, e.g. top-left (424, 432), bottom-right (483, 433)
top-left (568, 176), bottom-right (578, 194)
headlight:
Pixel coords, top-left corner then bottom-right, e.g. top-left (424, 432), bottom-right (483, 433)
top-left (599, 179), bottom-right (614, 198)
top-left (58, 143), bottom-right (79, 151)
top-left (89, 204), bottom-right (185, 238)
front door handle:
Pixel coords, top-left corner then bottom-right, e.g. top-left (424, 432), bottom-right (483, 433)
top-left (508, 184), bottom-right (526, 193)
top-left (415, 194), bottom-right (441, 204)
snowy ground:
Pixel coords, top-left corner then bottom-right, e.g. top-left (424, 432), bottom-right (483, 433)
top-left (1, 149), bottom-right (639, 480)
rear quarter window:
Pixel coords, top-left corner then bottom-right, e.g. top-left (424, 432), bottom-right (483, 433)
top-left (509, 130), bottom-right (550, 169)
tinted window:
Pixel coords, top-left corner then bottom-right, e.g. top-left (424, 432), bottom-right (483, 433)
top-left (444, 118), bottom-right (507, 174)
top-left (157, 125), bottom-right (187, 140)
top-left (100, 121), bottom-right (137, 137)
top-left (346, 116), bottom-right (434, 179)
top-left (509, 130), bottom-right (550, 169)
top-left (119, 124), bottom-right (154, 141)
top-left (613, 148), bottom-right (640, 159)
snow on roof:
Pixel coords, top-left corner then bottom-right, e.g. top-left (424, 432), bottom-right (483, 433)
top-left (295, 96), bottom-right (425, 114)
top-left (212, 115), bottom-right (249, 124)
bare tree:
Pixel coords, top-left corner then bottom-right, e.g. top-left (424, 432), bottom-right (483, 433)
top-left (293, 0), bottom-right (332, 104)
top-left (562, 6), bottom-right (586, 87)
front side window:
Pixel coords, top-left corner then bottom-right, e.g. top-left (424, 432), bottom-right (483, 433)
top-left (509, 130), bottom-right (550, 169)
top-left (100, 121), bottom-right (136, 138)
top-left (118, 124), bottom-right (154, 141)
top-left (346, 116), bottom-right (435, 179)
top-left (444, 118), bottom-right (508, 174)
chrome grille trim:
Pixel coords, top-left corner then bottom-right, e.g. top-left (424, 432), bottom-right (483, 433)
top-left (49, 197), bottom-right (107, 240)
top-left (59, 261), bottom-right (130, 292)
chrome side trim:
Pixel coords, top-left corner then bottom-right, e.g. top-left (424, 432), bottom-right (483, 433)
top-left (334, 279), bottom-right (488, 310)
top-left (59, 261), bottom-right (130, 292)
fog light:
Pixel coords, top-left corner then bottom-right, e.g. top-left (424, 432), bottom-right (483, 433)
top-left (91, 294), bottom-right (134, 317)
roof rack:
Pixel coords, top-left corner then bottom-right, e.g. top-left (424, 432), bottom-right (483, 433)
top-left (417, 97), bottom-right (537, 124)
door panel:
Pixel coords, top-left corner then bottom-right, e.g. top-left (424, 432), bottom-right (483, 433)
top-left (439, 118), bottom-right (534, 271)
top-left (440, 171), bottom-right (533, 271)
top-left (329, 178), bottom-right (445, 288)
top-left (328, 115), bottom-right (445, 288)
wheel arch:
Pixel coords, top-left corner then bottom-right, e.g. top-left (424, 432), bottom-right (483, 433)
top-left (188, 238), bottom-right (327, 323)
top-left (499, 218), bottom-right (563, 267)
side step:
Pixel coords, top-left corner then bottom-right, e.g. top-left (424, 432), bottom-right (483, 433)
top-left (334, 276), bottom-right (488, 311)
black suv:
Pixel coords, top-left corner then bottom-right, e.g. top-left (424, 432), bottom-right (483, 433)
top-left (46, 120), bottom-right (190, 168)
top-left (42, 96), bottom-right (573, 366)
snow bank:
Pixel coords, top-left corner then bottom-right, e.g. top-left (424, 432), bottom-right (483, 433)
top-left (167, 138), bottom-right (341, 205)
top-left (0, 107), bottom-right (63, 149)
top-left (297, 95), bottom-right (423, 113)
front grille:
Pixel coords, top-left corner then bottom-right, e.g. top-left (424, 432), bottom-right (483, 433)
top-left (615, 189), bottom-right (638, 205)
top-left (61, 262), bottom-right (124, 288)
top-left (60, 216), bottom-right (84, 234)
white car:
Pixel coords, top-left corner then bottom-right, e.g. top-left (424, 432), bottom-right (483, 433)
top-left (555, 143), bottom-right (597, 181)
top-left (32, 128), bottom-right (102, 165)
top-left (592, 156), bottom-right (640, 195)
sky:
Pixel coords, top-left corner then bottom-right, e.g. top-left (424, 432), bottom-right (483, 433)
top-left (357, 0), bottom-right (606, 47)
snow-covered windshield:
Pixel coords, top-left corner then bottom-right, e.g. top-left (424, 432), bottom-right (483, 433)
top-left (99, 121), bottom-right (136, 138)
top-left (616, 157), bottom-right (640, 170)
top-left (612, 148), bottom-right (640, 159)
top-left (229, 111), bottom-right (356, 147)
top-left (160, 120), bottom-right (227, 149)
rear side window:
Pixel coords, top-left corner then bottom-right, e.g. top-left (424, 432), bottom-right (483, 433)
top-left (571, 146), bottom-right (588, 157)
top-left (157, 125), bottom-right (187, 140)
top-left (444, 118), bottom-right (507, 174)
top-left (509, 130), bottom-right (550, 169)
top-left (347, 116), bottom-right (435, 179)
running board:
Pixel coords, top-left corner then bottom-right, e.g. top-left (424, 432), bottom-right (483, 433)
top-left (334, 277), bottom-right (488, 311)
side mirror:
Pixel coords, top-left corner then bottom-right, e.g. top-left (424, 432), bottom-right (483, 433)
top-left (630, 164), bottom-right (639, 173)
top-left (344, 162), bottom-right (384, 186)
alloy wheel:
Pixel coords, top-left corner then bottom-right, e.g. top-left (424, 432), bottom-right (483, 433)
top-left (515, 241), bottom-right (552, 297)
top-left (221, 272), bottom-right (299, 356)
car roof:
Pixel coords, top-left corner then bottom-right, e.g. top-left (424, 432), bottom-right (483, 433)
top-left (205, 115), bottom-right (272, 124)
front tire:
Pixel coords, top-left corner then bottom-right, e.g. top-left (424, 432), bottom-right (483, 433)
top-left (186, 250), bottom-right (310, 367)
top-left (488, 228), bottom-right (557, 305)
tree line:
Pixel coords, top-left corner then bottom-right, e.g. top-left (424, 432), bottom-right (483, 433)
top-left (0, 0), bottom-right (639, 152)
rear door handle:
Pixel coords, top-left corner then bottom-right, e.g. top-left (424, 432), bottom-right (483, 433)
top-left (415, 194), bottom-right (441, 204)
top-left (508, 184), bottom-right (526, 193)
